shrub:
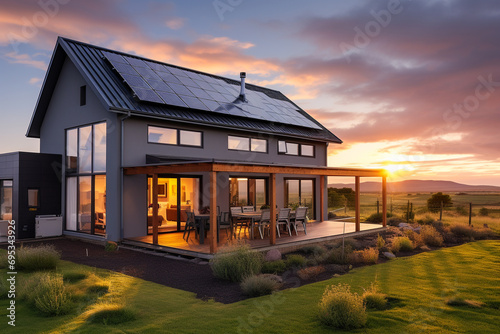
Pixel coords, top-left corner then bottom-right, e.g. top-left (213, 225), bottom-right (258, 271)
top-left (350, 248), bottom-right (379, 264)
top-left (105, 241), bottom-right (118, 252)
top-left (362, 283), bottom-right (387, 310)
top-left (322, 245), bottom-right (353, 265)
top-left (63, 271), bottom-right (88, 283)
top-left (328, 238), bottom-right (360, 250)
top-left (479, 207), bottom-right (489, 216)
top-left (387, 217), bottom-right (405, 227)
top-left (240, 274), bottom-right (280, 297)
top-left (17, 244), bottom-right (61, 271)
top-left (417, 215), bottom-right (436, 225)
top-left (420, 225), bottom-right (444, 247)
top-left (450, 224), bottom-right (475, 238)
top-left (456, 206), bottom-right (469, 216)
top-left (297, 266), bottom-right (325, 281)
top-left (32, 273), bottom-right (72, 316)
top-left (210, 243), bottom-right (263, 282)
top-left (318, 283), bottom-right (366, 329)
top-left (261, 260), bottom-right (286, 274)
top-left (328, 211), bottom-right (337, 220)
top-left (472, 227), bottom-right (497, 240)
top-left (298, 245), bottom-right (326, 256)
top-left (391, 236), bottom-right (414, 253)
top-left (89, 304), bottom-right (136, 325)
top-left (365, 212), bottom-right (393, 224)
top-left (285, 254), bottom-right (307, 268)
top-left (376, 234), bottom-right (386, 249)
top-left (427, 192), bottom-right (452, 213)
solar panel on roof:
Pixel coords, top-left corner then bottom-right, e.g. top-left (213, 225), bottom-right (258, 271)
top-left (102, 52), bottom-right (322, 130)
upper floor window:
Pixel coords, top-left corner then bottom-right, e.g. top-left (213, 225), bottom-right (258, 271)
top-left (148, 126), bottom-right (202, 147)
top-left (278, 141), bottom-right (315, 157)
top-left (228, 135), bottom-right (267, 153)
top-left (66, 122), bottom-right (107, 173)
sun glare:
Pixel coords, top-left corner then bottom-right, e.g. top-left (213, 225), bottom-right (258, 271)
top-left (383, 163), bottom-right (415, 178)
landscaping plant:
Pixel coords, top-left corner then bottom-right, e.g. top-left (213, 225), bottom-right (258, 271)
top-left (318, 283), bottom-right (367, 329)
top-left (240, 274), bottom-right (281, 297)
top-left (210, 243), bottom-right (263, 282)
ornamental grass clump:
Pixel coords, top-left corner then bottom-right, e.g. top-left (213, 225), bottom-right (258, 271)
top-left (285, 254), bottom-right (307, 269)
top-left (420, 225), bottom-right (444, 247)
top-left (297, 265), bottom-right (325, 281)
top-left (350, 247), bottom-right (379, 264)
top-left (362, 283), bottom-right (387, 310)
top-left (391, 236), bottom-right (414, 253)
top-left (17, 244), bottom-right (61, 271)
top-left (261, 260), bottom-right (286, 274)
top-left (318, 283), bottom-right (366, 329)
top-left (210, 243), bottom-right (263, 282)
top-left (240, 274), bottom-right (281, 297)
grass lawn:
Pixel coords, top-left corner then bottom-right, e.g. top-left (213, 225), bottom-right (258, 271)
top-left (1, 240), bottom-right (500, 333)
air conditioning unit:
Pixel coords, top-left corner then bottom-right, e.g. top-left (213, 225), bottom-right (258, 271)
top-left (35, 215), bottom-right (63, 238)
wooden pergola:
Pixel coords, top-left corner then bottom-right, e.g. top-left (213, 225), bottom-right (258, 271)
top-left (124, 161), bottom-right (388, 254)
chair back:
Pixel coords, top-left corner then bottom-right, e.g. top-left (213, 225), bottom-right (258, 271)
top-left (220, 212), bottom-right (230, 225)
top-left (230, 206), bottom-right (242, 215)
top-left (260, 209), bottom-right (271, 222)
top-left (186, 211), bottom-right (195, 224)
top-left (242, 206), bottom-right (254, 212)
top-left (278, 208), bottom-right (291, 220)
top-left (295, 207), bottom-right (308, 220)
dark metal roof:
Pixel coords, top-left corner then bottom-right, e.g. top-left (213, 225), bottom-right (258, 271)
top-left (27, 37), bottom-right (342, 144)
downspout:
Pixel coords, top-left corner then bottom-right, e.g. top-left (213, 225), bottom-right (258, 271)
top-left (120, 111), bottom-right (131, 240)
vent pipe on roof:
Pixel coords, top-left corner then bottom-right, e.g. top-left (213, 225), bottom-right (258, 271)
top-left (239, 72), bottom-right (247, 102)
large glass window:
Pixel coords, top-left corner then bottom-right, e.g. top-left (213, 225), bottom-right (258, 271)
top-left (285, 179), bottom-right (315, 219)
top-left (93, 123), bottom-right (107, 173)
top-left (148, 126), bottom-right (202, 147)
top-left (0, 180), bottom-right (13, 220)
top-left (230, 178), bottom-right (267, 208)
top-left (251, 139), bottom-right (267, 153)
top-left (65, 122), bottom-right (106, 236)
top-left (78, 126), bottom-right (92, 173)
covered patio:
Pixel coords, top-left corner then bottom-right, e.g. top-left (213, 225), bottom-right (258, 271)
top-left (123, 161), bottom-right (388, 255)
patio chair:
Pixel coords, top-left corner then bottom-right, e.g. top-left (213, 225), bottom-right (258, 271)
top-left (183, 211), bottom-right (198, 241)
top-left (218, 211), bottom-right (231, 242)
top-left (256, 209), bottom-right (271, 239)
top-left (242, 206), bottom-right (254, 212)
top-left (230, 206), bottom-right (249, 237)
top-left (276, 208), bottom-right (292, 237)
top-left (291, 207), bottom-right (308, 235)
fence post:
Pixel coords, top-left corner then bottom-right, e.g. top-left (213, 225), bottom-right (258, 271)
top-left (440, 201), bottom-right (443, 221)
top-left (469, 202), bottom-right (472, 226)
top-left (377, 200), bottom-right (380, 215)
top-left (406, 200), bottom-right (410, 223)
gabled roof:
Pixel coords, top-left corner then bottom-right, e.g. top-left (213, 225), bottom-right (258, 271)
top-left (27, 37), bottom-right (342, 143)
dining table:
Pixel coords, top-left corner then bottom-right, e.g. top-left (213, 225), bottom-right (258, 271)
top-left (231, 211), bottom-right (262, 239)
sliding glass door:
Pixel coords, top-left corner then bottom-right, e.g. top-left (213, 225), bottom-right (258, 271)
top-left (285, 179), bottom-right (315, 219)
top-left (147, 176), bottom-right (200, 233)
top-left (229, 178), bottom-right (267, 209)
top-left (0, 180), bottom-right (13, 221)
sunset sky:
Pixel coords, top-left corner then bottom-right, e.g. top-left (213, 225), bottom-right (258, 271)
top-left (0, 0), bottom-right (499, 185)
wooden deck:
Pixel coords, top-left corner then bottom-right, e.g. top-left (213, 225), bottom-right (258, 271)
top-left (124, 220), bottom-right (384, 259)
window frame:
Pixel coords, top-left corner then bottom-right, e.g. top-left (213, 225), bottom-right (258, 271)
top-left (277, 140), bottom-right (316, 157)
top-left (27, 188), bottom-right (40, 208)
top-left (148, 125), bottom-right (203, 148)
top-left (228, 135), bottom-right (268, 153)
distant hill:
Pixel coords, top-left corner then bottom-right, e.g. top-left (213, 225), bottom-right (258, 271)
top-left (327, 180), bottom-right (500, 193)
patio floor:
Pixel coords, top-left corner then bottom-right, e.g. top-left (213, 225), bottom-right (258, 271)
top-left (124, 220), bottom-right (385, 259)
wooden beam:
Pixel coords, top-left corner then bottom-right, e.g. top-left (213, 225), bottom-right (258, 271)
top-left (124, 162), bottom-right (386, 178)
top-left (382, 176), bottom-right (387, 227)
top-left (355, 176), bottom-right (360, 232)
top-left (152, 173), bottom-right (159, 245)
top-left (320, 175), bottom-right (325, 222)
top-left (269, 173), bottom-right (276, 245)
top-left (209, 171), bottom-right (218, 254)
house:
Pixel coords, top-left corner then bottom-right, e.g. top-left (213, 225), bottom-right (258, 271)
top-left (0, 152), bottom-right (61, 239)
top-left (23, 37), bottom-right (387, 254)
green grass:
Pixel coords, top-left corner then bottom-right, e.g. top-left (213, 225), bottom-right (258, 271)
top-left (1, 241), bottom-right (500, 333)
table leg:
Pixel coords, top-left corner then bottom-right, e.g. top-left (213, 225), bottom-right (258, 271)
top-left (199, 218), bottom-right (205, 244)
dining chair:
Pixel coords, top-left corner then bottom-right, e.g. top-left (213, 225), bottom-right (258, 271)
top-left (276, 208), bottom-right (292, 237)
top-left (230, 206), bottom-right (249, 237)
top-left (242, 206), bottom-right (254, 213)
top-left (257, 209), bottom-right (271, 239)
top-left (183, 211), bottom-right (197, 241)
top-left (291, 207), bottom-right (308, 235)
top-left (218, 211), bottom-right (231, 242)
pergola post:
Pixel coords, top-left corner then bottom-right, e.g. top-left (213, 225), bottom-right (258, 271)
top-left (355, 176), bottom-right (360, 232)
top-left (382, 176), bottom-right (387, 227)
top-left (152, 173), bottom-right (159, 245)
top-left (320, 175), bottom-right (325, 222)
top-left (209, 171), bottom-right (218, 254)
top-left (269, 173), bottom-right (276, 245)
